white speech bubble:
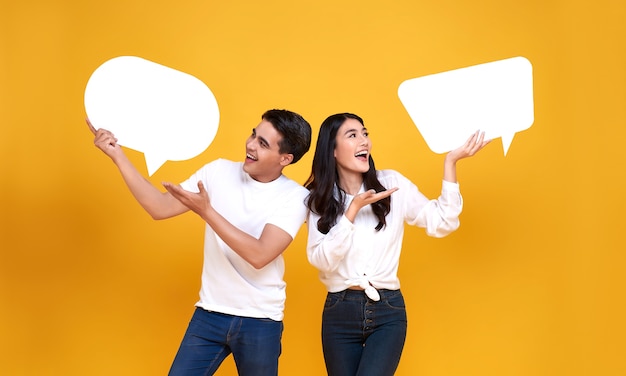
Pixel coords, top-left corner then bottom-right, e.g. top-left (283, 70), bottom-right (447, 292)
top-left (398, 56), bottom-right (534, 156)
top-left (84, 56), bottom-right (219, 175)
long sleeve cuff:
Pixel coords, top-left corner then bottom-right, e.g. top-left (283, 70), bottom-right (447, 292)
top-left (442, 179), bottom-right (460, 193)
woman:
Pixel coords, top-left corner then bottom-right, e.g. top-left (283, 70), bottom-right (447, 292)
top-left (304, 113), bottom-right (489, 375)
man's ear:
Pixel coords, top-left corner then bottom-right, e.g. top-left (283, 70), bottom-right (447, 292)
top-left (280, 153), bottom-right (294, 166)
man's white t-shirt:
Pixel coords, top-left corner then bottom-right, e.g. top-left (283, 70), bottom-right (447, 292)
top-left (180, 159), bottom-right (308, 321)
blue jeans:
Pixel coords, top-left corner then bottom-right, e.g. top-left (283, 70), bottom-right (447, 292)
top-left (321, 289), bottom-right (407, 376)
top-left (168, 307), bottom-right (283, 376)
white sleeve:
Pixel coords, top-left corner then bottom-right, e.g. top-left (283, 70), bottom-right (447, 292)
top-left (306, 213), bottom-right (355, 273)
top-left (405, 179), bottom-right (463, 238)
top-left (180, 160), bottom-right (221, 193)
top-left (266, 188), bottom-right (309, 239)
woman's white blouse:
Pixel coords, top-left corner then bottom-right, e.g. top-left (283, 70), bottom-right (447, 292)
top-left (306, 169), bottom-right (463, 298)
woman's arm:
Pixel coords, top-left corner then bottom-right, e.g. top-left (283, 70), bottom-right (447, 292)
top-left (443, 130), bottom-right (490, 183)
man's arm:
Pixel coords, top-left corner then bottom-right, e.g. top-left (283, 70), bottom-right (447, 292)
top-left (87, 119), bottom-right (189, 219)
top-left (163, 181), bottom-right (294, 269)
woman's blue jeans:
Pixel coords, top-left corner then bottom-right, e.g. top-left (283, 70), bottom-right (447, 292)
top-left (168, 307), bottom-right (283, 376)
top-left (321, 289), bottom-right (407, 376)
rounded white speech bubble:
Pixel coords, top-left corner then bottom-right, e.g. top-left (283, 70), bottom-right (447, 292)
top-left (84, 56), bottom-right (219, 175)
top-left (398, 56), bottom-right (534, 156)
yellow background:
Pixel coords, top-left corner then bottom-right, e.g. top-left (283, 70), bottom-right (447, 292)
top-left (2, 0), bottom-right (625, 375)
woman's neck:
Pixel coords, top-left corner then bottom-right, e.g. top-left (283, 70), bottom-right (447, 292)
top-left (337, 171), bottom-right (363, 196)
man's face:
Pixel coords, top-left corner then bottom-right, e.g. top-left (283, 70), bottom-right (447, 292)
top-left (243, 120), bottom-right (292, 182)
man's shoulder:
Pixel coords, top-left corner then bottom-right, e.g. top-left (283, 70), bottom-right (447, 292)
top-left (197, 158), bottom-right (241, 173)
top-left (212, 158), bottom-right (240, 169)
top-left (278, 175), bottom-right (309, 196)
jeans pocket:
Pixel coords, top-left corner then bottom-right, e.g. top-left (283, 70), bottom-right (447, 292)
top-left (383, 292), bottom-right (406, 310)
top-left (324, 293), bottom-right (342, 310)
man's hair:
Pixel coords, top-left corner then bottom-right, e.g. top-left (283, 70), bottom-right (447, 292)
top-left (262, 109), bottom-right (312, 164)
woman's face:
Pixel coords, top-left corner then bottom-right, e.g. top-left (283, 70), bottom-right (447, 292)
top-left (333, 118), bottom-right (371, 176)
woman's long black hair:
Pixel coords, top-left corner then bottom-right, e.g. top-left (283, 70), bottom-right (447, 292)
top-left (304, 113), bottom-right (391, 234)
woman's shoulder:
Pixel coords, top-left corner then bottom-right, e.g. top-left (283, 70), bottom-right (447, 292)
top-left (376, 168), bottom-right (406, 180)
top-left (376, 169), bottom-right (413, 187)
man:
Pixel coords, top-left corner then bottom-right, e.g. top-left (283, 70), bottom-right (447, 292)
top-left (87, 109), bottom-right (312, 375)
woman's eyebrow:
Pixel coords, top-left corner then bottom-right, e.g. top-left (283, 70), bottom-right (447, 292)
top-left (343, 127), bottom-right (367, 135)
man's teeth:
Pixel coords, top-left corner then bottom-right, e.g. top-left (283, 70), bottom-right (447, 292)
top-left (247, 153), bottom-right (257, 160)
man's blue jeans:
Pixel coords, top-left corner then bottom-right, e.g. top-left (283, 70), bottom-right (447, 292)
top-left (321, 289), bottom-right (407, 376)
top-left (168, 307), bottom-right (283, 376)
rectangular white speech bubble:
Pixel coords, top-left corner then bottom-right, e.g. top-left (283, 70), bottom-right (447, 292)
top-left (398, 56), bottom-right (534, 156)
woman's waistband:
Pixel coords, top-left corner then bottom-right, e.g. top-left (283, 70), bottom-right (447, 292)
top-left (328, 288), bottom-right (401, 301)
